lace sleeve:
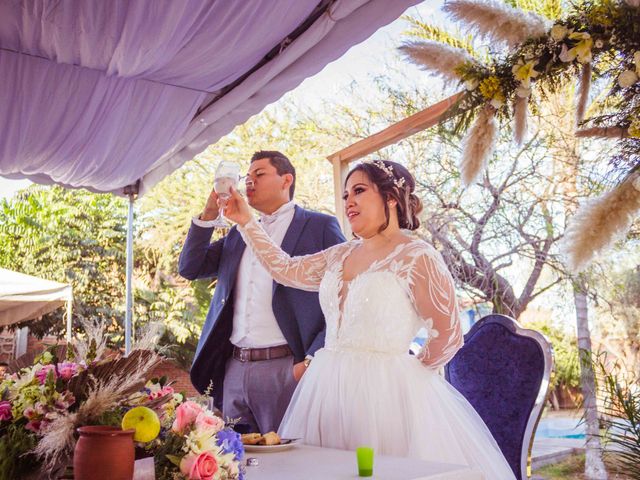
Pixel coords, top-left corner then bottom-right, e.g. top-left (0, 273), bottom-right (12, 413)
top-left (237, 219), bottom-right (331, 292)
top-left (409, 244), bottom-right (463, 369)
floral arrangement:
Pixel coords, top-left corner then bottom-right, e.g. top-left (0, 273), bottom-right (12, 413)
top-left (0, 322), bottom-right (244, 480)
top-left (150, 398), bottom-right (244, 480)
top-left (399, 0), bottom-right (640, 271)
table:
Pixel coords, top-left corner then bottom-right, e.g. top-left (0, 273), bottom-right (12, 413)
top-left (244, 444), bottom-right (484, 479)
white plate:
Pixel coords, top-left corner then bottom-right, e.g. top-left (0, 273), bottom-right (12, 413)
top-left (243, 438), bottom-right (301, 453)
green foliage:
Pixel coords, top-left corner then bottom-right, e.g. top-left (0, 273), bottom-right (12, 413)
top-left (0, 186), bottom-right (127, 338)
top-left (0, 422), bottom-right (38, 480)
top-left (503, 0), bottom-right (563, 18)
top-left (594, 354), bottom-right (640, 479)
top-left (526, 320), bottom-right (581, 389)
top-left (401, 15), bottom-right (480, 58)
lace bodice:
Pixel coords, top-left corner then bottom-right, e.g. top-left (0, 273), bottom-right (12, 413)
top-left (238, 220), bottom-right (463, 368)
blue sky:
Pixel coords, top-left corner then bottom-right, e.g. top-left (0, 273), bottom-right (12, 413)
top-left (0, 1), bottom-right (446, 200)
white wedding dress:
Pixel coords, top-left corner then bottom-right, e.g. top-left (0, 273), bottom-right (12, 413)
top-left (239, 220), bottom-right (515, 479)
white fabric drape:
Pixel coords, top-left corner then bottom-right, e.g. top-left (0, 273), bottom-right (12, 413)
top-left (0, 0), bottom-right (420, 195)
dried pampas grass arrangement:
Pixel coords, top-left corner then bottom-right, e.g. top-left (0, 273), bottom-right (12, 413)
top-left (443, 0), bottom-right (550, 48)
top-left (460, 105), bottom-right (498, 186)
top-left (513, 95), bottom-right (528, 145)
top-left (563, 172), bottom-right (640, 271)
top-left (575, 64), bottom-right (592, 124)
top-left (398, 41), bottom-right (476, 84)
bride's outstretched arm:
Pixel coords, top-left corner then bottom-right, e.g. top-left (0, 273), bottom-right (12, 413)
top-left (237, 218), bottom-right (330, 292)
top-left (410, 246), bottom-right (463, 369)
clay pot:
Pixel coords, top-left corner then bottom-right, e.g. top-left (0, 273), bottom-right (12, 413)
top-left (74, 426), bottom-right (136, 480)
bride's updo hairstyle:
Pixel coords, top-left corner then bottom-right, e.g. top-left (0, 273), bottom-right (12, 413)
top-left (345, 160), bottom-right (423, 232)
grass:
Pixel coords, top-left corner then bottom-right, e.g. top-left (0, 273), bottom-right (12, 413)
top-left (533, 453), bottom-right (634, 479)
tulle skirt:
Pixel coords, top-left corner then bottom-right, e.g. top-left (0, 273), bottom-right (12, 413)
top-left (279, 347), bottom-right (515, 480)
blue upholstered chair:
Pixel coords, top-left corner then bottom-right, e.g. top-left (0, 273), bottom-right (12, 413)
top-left (445, 314), bottom-right (553, 480)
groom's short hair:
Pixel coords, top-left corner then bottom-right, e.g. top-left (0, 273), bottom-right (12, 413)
top-left (251, 150), bottom-right (296, 199)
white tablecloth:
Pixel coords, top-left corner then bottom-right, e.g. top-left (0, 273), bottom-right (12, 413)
top-left (243, 444), bottom-right (484, 480)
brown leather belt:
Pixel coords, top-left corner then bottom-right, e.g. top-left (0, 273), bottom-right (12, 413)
top-left (232, 344), bottom-right (293, 362)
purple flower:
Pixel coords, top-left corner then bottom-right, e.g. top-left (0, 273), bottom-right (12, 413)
top-left (35, 364), bottom-right (57, 384)
top-left (0, 401), bottom-right (12, 421)
top-left (216, 428), bottom-right (244, 461)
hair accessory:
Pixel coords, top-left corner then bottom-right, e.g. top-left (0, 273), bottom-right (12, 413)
top-left (366, 160), bottom-right (406, 188)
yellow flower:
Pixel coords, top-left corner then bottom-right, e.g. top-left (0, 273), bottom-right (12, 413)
top-left (629, 118), bottom-right (640, 138)
top-left (567, 32), bottom-right (593, 64)
top-left (512, 58), bottom-right (539, 88)
top-left (478, 76), bottom-right (505, 106)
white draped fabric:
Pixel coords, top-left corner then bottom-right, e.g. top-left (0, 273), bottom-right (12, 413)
top-left (0, 0), bottom-right (420, 195)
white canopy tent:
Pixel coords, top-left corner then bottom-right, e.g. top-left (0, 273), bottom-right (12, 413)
top-left (0, 268), bottom-right (73, 356)
top-left (0, 0), bottom-right (421, 353)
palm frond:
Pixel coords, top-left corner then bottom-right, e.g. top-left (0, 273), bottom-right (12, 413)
top-left (401, 16), bottom-right (479, 58)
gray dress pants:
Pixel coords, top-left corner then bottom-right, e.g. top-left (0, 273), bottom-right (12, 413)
top-left (222, 354), bottom-right (298, 433)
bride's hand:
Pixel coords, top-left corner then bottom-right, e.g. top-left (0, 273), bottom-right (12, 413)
top-left (221, 187), bottom-right (252, 226)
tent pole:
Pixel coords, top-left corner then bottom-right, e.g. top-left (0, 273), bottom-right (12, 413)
top-left (66, 288), bottom-right (73, 343)
top-left (124, 182), bottom-right (138, 356)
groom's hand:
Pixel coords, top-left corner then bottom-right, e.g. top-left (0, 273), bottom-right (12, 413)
top-left (292, 361), bottom-right (307, 382)
top-left (201, 189), bottom-right (220, 221)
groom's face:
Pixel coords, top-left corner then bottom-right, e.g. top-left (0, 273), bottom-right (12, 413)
top-left (245, 158), bottom-right (293, 214)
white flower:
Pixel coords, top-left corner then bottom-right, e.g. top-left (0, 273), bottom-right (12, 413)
top-left (550, 24), bottom-right (568, 42)
top-left (489, 98), bottom-right (504, 109)
top-left (595, 39), bottom-right (604, 48)
top-left (464, 78), bottom-right (479, 91)
top-left (618, 70), bottom-right (639, 88)
top-left (185, 428), bottom-right (218, 454)
top-left (516, 86), bottom-right (531, 98)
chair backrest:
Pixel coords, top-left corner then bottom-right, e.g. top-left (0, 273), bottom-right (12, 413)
top-left (444, 314), bottom-right (553, 480)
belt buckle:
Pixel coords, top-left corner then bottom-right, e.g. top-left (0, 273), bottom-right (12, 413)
top-left (237, 347), bottom-right (250, 362)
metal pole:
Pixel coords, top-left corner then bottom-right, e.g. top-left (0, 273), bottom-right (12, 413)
top-left (124, 189), bottom-right (135, 355)
top-left (65, 287), bottom-right (73, 343)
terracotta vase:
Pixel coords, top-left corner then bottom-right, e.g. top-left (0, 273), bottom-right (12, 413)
top-left (74, 426), bottom-right (136, 480)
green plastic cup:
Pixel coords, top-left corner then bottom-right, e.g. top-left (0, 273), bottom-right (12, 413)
top-left (356, 446), bottom-right (374, 477)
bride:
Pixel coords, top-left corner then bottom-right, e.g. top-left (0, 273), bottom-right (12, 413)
top-left (223, 160), bottom-right (515, 479)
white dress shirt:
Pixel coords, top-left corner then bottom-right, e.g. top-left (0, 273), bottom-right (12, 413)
top-left (224, 201), bottom-right (296, 348)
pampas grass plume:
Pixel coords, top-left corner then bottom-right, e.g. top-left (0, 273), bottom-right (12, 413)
top-left (443, 0), bottom-right (550, 48)
top-left (513, 95), bottom-right (528, 145)
top-left (576, 64), bottom-right (592, 124)
top-left (460, 106), bottom-right (498, 186)
top-left (575, 126), bottom-right (628, 138)
top-left (399, 41), bottom-right (475, 84)
top-left (563, 172), bottom-right (640, 271)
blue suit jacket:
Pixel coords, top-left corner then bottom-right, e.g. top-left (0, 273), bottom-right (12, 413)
top-left (178, 206), bottom-right (345, 407)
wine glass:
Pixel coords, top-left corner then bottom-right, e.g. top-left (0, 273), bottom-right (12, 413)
top-left (211, 161), bottom-right (241, 228)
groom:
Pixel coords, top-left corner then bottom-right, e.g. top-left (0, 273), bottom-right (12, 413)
top-left (179, 150), bottom-right (345, 433)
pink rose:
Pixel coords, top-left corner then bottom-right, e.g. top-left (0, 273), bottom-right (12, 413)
top-left (172, 401), bottom-right (203, 433)
top-left (160, 385), bottom-right (174, 396)
top-left (0, 401), bottom-right (12, 421)
top-left (194, 411), bottom-right (225, 434)
top-left (56, 361), bottom-right (78, 380)
top-left (180, 451), bottom-right (218, 480)
top-left (35, 364), bottom-right (57, 384)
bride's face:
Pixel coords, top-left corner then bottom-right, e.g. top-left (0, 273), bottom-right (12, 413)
top-left (343, 171), bottom-right (387, 237)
